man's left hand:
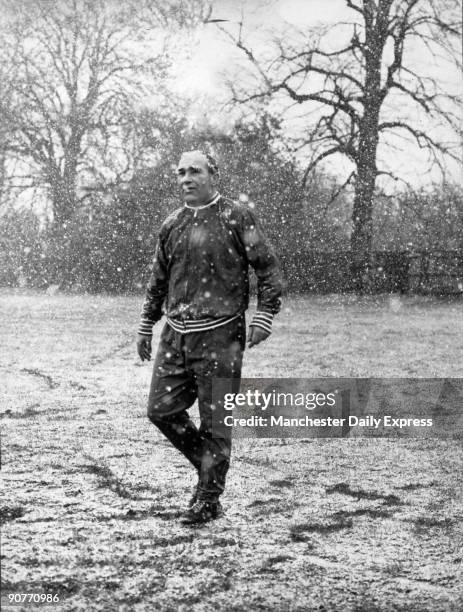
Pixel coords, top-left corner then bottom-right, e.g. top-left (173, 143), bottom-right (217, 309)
top-left (247, 326), bottom-right (270, 348)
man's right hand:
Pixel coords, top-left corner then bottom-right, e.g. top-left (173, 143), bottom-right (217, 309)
top-left (137, 334), bottom-right (152, 361)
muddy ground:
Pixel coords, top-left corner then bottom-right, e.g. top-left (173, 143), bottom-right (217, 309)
top-left (1, 291), bottom-right (462, 611)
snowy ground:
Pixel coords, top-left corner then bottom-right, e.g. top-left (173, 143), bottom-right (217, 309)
top-left (1, 291), bottom-right (462, 611)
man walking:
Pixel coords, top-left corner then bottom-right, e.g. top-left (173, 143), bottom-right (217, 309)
top-left (137, 150), bottom-right (282, 524)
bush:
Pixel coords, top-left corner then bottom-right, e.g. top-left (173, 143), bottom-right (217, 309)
top-left (0, 208), bottom-right (45, 287)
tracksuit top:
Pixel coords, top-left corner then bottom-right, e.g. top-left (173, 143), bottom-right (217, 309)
top-left (138, 194), bottom-right (283, 336)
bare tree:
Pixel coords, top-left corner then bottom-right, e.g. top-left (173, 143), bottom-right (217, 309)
top-left (0, 0), bottom-right (210, 226)
top-left (222, 0), bottom-right (462, 290)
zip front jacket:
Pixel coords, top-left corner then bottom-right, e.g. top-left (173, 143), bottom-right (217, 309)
top-left (139, 195), bottom-right (283, 335)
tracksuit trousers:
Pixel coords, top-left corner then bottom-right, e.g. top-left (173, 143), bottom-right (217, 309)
top-left (147, 316), bottom-right (245, 502)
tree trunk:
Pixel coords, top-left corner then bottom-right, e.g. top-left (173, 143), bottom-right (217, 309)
top-left (47, 159), bottom-right (78, 285)
top-left (49, 138), bottom-right (80, 228)
top-left (350, 1), bottom-right (388, 293)
top-left (350, 90), bottom-right (382, 292)
top-left (350, 148), bottom-right (377, 292)
top-left (50, 178), bottom-right (77, 227)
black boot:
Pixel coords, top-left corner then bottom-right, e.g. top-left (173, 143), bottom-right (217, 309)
top-left (180, 499), bottom-right (224, 524)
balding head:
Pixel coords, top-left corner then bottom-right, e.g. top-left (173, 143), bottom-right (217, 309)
top-left (178, 150), bottom-right (219, 176)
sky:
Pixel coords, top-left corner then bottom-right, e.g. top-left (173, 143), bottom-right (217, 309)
top-left (169, 0), bottom-right (463, 190)
top-left (172, 0), bottom-right (355, 99)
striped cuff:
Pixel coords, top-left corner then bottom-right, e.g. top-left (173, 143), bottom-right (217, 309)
top-left (250, 311), bottom-right (273, 334)
top-left (138, 317), bottom-right (155, 337)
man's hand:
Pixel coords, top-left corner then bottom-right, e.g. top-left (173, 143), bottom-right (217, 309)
top-left (137, 334), bottom-right (152, 361)
top-left (247, 326), bottom-right (270, 348)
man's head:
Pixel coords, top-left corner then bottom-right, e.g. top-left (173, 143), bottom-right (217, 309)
top-left (177, 150), bottom-right (219, 206)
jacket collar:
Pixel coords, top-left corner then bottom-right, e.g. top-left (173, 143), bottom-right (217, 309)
top-left (183, 192), bottom-right (221, 212)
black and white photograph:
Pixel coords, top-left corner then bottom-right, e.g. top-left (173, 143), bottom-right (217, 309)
top-left (1, 0), bottom-right (462, 610)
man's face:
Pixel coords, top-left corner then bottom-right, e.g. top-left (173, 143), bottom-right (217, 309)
top-left (177, 152), bottom-right (216, 205)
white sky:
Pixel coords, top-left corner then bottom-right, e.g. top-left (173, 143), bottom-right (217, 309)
top-left (168, 0), bottom-right (463, 190)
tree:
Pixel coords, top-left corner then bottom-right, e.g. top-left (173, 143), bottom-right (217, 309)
top-left (221, 0), bottom-right (462, 290)
top-left (0, 0), bottom-right (210, 226)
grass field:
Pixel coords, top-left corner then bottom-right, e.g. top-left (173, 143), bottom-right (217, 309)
top-left (1, 291), bottom-right (462, 611)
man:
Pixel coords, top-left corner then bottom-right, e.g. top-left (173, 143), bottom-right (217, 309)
top-left (137, 150), bottom-right (282, 524)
